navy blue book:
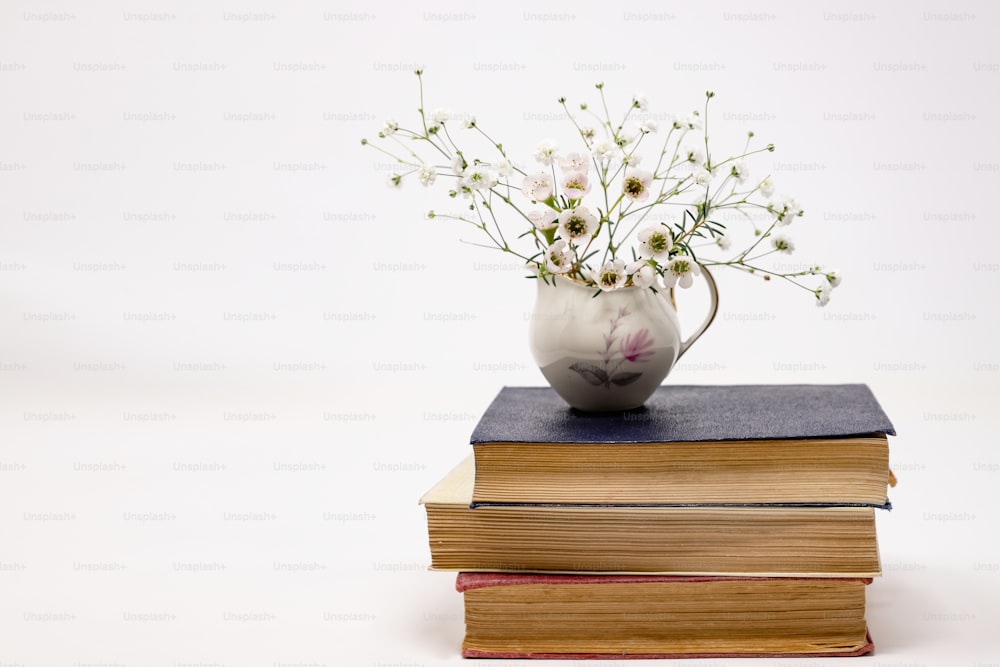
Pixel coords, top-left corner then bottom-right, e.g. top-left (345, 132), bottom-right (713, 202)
top-left (469, 384), bottom-right (896, 507)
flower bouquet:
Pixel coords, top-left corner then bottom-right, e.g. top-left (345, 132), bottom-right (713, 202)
top-left (364, 70), bottom-right (841, 305)
top-left (364, 71), bottom-right (841, 410)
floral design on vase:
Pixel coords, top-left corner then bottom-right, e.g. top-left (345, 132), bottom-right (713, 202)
top-left (569, 307), bottom-right (655, 389)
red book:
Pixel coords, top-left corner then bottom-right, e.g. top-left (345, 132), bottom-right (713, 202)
top-left (457, 572), bottom-right (875, 659)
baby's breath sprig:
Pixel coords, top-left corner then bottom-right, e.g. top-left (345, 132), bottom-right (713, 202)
top-left (364, 71), bottom-right (840, 306)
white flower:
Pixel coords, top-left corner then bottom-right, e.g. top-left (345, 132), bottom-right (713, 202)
top-left (771, 196), bottom-right (803, 225)
top-left (693, 166), bottom-right (713, 186)
top-left (627, 260), bottom-right (656, 288)
top-left (430, 108), bottom-right (450, 125)
top-left (521, 172), bottom-right (554, 201)
top-left (815, 282), bottom-right (832, 307)
top-left (663, 255), bottom-right (700, 289)
top-left (496, 158), bottom-right (513, 178)
top-left (533, 139), bottom-right (559, 166)
top-left (590, 138), bottom-right (616, 162)
top-left (558, 206), bottom-right (598, 241)
top-left (759, 177), bottom-right (775, 198)
top-left (684, 111), bottom-right (703, 130)
top-left (528, 209), bottom-right (558, 230)
top-left (462, 165), bottom-right (497, 191)
top-left (824, 269), bottom-right (842, 288)
top-left (621, 153), bottom-right (643, 166)
top-left (785, 198), bottom-right (803, 219)
top-left (381, 119), bottom-right (399, 136)
top-left (417, 165), bottom-right (436, 187)
top-left (685, 145), bottom-right (706, 166)
top-left (545, 240), bottom-right (574, 274)
top-left (632, 93), bottom-right (648, 111)
top-left (450, 153), bottom-right (466, 175)
top-left (580, 126), bottom-right (596, 141)
top-left (730, 160), bottom-right (749, 183)
top-left (622, 168), bottom-right (654, 202)
top-left (639, 119), bottom-right (658, 134)
top-left (771, 234), bottom-right (795, 254)
top-left (715, 235), bottom-right (732, 251)
top-left (637, 223), bottom-right (673, 259)
top-left (386, 174), bottom-right (403, 189)
top-left (614, 131), bottom-right (636, 148)
top-left (596, 259), bottom-right (627, 290)
top-left (558, 152), bottom-right (590, 173)
top-left (463, 116), bottom-right (477, 129)
top-left (561, 170), bottom-right (590, 199)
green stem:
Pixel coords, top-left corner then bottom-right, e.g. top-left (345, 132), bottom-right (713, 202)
top-left (701, 260), bottom-right (817, 293)
top-left (364, 141), bottom-right (421, 168)
top-left (738, 219), bottom-right (778, 260)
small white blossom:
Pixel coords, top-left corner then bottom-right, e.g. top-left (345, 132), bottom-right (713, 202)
top-left (521, 172), bottom-right (554, 202)
top-left (558, 206), bottom-right (599, 241)
top-left (815, 282), bottom-right (832, 307)
top-left (533, 139), bottom-right (559, 166)
top-left (558, 152), bottom-right (590, 173)
top-left (382, 119), bottom-right (399, 136)
top-left (590, 138), bottom-right (617, 162)
top-left (528, 209), bottom-right (558, 231)
top-left (496, 157), bottom-right (513, 178)
top-left (463, 116), bottom-right (477, 129)
top-left (685, 145), bottom-right (706, 167)
top-left (760, 177), bottom-right (775, 198)
top-left (771, 196), bottom-right (803, 225)
top-left (417, 165), bottom-right (436, 187)
top-left (596, 259), bottom-right (627, 290)
top-left (622, 168), bottom-right (654, 202)
top-left (632, 93), bottom-right (648, 111)
top-left (627, 260), bottom-right (656, 288)
top-left (693, 166), bottom-right (713, 186)
top-left (462, 165), bottom-right (497, 191)
top-left (561, 170), bottom-right (590, 200)
top-left (663, 255), bottom-right (700, 289)
top-left (638, 223), bottom-right (673, 259)
top-left (386, 173), bottom-right (403, 189)
top-left (621, 153), bottom-right (643, 166)
top-left (684, 112), bottom-right (703, 130)
top-left (614, 131), bottom-right (637, 148)
top-left (450, 153), bottom-right (466, 175)
top-left (430, 108), bottom-right (450, 125)
top-left (640, 119), bottom-right (658, 134)
top-left (715, 235), bottom-right (732, 251)
top-left (824, 269), bottom-right (842, 288)
top-left (580, 126), bottom-right (596, 141)
top-left (545, 240), bottom-right (574, 274)
top-left (771, 234), bottom-right (795, 254)
top-left (730, 160), bottom-right (749, 183)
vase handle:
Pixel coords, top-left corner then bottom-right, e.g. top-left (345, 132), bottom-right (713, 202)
top-left (675, 265), bottom-right (719, 361)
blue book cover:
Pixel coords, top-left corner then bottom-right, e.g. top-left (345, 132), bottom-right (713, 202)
top-left (469, 385), bottom-right (896, 508)
top-left (471, 384), bottom-right (896, 444)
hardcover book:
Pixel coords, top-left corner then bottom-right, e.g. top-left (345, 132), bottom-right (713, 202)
top-left (458, 572), bottom-right (875, 658)
top-left (420, 456), bottom-right (882, 576)
top-left (470, 384), bottom-right (896, 506)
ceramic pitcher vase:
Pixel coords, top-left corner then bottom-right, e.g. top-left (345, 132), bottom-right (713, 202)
top-left (529, 267), bottom-right (718, 411)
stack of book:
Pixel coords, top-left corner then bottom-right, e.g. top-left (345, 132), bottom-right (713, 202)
top-left (420, 384), bottom-right (895, 658)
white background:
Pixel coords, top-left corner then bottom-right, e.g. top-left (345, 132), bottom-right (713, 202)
top-left (1, 1), bottom-right (998, 665)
